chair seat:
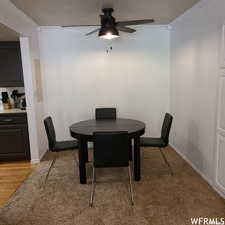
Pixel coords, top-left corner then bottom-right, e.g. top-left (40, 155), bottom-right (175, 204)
top-left (140, 137), bottom-right (166, 148)
top-left (54, 140), bottom-right (78, 152)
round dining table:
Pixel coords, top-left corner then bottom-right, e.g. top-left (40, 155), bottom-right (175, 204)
top-left (70, 118), bottom-right (145, 184)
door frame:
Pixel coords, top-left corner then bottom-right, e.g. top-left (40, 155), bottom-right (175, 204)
top-left (20, 37), bottom-right (40, 163)
top-left (215, 23), bottom-right (225, 196)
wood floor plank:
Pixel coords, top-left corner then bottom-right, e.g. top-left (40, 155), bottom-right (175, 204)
top-left (0, 161), bottom-right (36, 207)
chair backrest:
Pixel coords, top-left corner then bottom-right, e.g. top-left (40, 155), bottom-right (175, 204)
top-left (93, 131), bottom-right (129, 168)
top-left (44, 116), bottom-right (56, 151)
top-left (161, 113), bottom-right (173, 146)
top-left (95, 108), bottom-right (117, 120)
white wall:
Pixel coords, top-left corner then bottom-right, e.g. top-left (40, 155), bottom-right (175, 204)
top-left (0, 0), bottom-right (47, 163)
top-left (39, 26), bottom-right (170, 140)
top-left (170, 0), bottom-right (225, 194)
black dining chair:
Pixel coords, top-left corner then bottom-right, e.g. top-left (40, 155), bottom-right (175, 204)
top-left (95, 108), bottom-right (117, 120)
top-left (95, 108), bottom-right (133, 160)
top-left (44, 116), bottom-right (78, 183)
top-left (140, 113), bottom-right (174, 176)
top-left (90, 131), bottom-right (134, 207)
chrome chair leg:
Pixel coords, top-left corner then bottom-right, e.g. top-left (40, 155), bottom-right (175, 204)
top-left (128, 165), bottom-right (134, 205)
top-left (159, 148), bottom-right (174, 176)
top-left (89, 165), bottom-right (134, 207)
top-left (45, 152), bottom-right (57, 184)
top-left (73, 150), bottom-right (79, 167)
top-left (73, 150), bottom-right (79, 178)
top-left (89, 167), bottom-right (96, 207)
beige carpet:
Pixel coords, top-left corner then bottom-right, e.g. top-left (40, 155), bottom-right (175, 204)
top-left (0, 147), bottom-right (224, 225)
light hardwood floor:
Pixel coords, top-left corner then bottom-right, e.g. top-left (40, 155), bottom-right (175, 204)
top-left (0, 161), bottom-right (36, 207)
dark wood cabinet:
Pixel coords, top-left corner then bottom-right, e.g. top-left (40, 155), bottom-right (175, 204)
top-left (0, 113), bottom-right (30, 160)
top-left (0, 42), bottom-right (24, 87)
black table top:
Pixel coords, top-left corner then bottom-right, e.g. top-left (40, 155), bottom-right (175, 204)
top-left (70, 118), bottom-right (145, 140)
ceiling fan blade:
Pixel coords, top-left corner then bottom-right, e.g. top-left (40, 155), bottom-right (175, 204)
top-left (62, 25), bottom-right (99, 28)
top-left (116, 26), bottom-right (136, 33)
top-left (85, 28), bottom-right (100, 36)
top-left (116, 19), bottom-right (155, 26)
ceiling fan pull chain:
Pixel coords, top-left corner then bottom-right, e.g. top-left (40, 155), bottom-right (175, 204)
top-left (105, 46), bottom-right (113, 53)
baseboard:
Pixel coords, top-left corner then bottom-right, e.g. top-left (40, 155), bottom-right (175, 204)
top-left (170, 144), bottom-right (225, 199)
top-left (30, 148), bottom-right (47, 164)
top-left (30, 158), bottom-right (40, 164)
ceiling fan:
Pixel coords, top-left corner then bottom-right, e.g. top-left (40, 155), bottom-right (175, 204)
top-left (63, 8), bottom-right (155, 40)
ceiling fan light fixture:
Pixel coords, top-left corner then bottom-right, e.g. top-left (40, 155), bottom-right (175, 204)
top-left (99, 32), bottom-right (119, 40)
top-left (98, 27), bottom-right (120, 40)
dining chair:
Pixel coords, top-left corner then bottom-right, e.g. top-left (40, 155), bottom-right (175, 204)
top-left (95, 108), bottom-right (117, 120)
top-left (140, 113), bottom-right (174, 176)
top-left (44, 116), bottom-right (78, 184)
top-left (90, 131), bottom-right (134, 207)
top-left (95, 108), bottom-right (133, 160)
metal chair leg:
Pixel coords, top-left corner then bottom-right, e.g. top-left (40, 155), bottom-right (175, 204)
top-left (159, 148), bottom-right (174, 176)
top-left (129, 138), bottom-right (133, 161)
top-left (128, 165), bottom-right (134, 205)
top-left (45, 152), bottom-right (57, 184)
top-left (74, 150), bottom-right (79, 167)
top-left (73, 150), bottom-right (79, 178)
top-left (89, 167), bottom-right (96, 207)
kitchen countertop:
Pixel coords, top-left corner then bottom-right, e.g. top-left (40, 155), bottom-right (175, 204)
top-left (0, 108), bottom-right (26, 114)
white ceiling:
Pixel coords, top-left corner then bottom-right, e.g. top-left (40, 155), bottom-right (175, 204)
top-left (10, 0), bottom-right (200, 26)
top-left (0, 23), bottom-right (19, 41)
